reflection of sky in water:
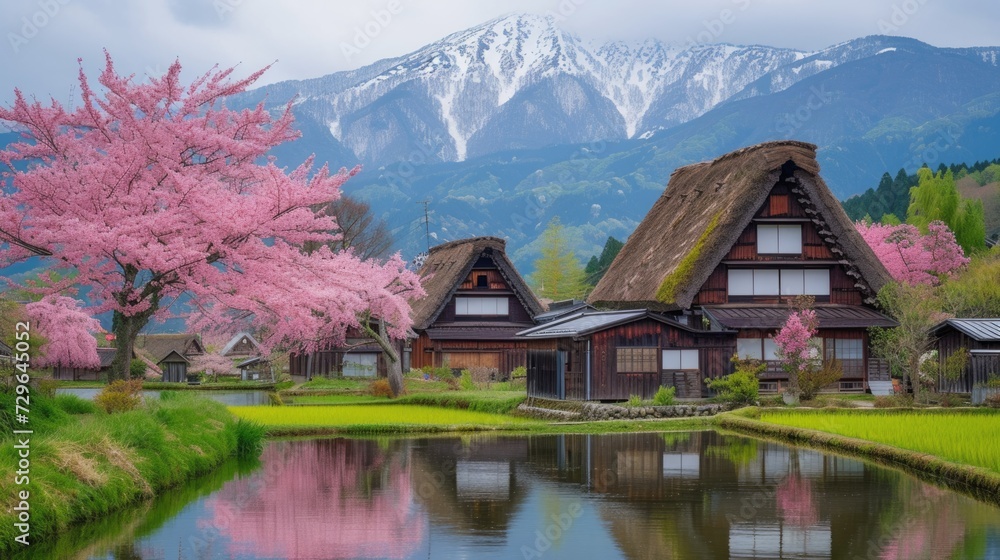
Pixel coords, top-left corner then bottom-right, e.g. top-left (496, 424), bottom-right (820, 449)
top-left (28, 432), bottom-right (1000, 560)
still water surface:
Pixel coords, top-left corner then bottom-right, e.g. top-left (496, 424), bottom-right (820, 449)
top-left (56, 387), bottom-right (270, 406)
top-left (20, 431), bottom-right (1000, 559)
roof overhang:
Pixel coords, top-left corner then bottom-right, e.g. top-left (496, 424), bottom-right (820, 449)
top-left (702, 305), bottom-right (898, 330)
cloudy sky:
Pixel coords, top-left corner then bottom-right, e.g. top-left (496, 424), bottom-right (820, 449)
top-left (1, 0), bottom-right (998, 106)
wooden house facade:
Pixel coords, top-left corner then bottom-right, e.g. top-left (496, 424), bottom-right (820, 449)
top-left (134, 334), bottom-right (206, 382)
top-left (531, 141), bottom-right (898, 399)
top-left (288, 329), bottom-right (388, 379)
top-left (520, 310), bottom-right (733, 400)
top-left (409, 237), bottom-right (544, 375)
top-left (931, 319), bottom-right (1000, 393)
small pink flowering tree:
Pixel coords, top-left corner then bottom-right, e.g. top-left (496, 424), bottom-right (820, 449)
top-left (773, 308), bottom-right (819, 398)
top-left (23, 295), bottom-right (101, 369)
top-left (855, 220), bottom-right (968, 285)
top-left (189, 352), bottom-right (236, 382)
top-left (0, 53), bottom-right (423, 392)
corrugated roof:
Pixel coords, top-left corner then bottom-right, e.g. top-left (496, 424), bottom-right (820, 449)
top-left (703, 305), bottom-right (898, 329)
top-left (518, 310), bottom-right (648, 339)
top-left (933, 319), bottom-right (1000, 342)
top-left (534, 301), bottom-right (595, 323)
top-left (425, 325), bottom-right (530, 341)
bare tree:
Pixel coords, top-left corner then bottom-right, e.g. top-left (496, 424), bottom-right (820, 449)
top-left (307, 195), bottom-right (394, 260)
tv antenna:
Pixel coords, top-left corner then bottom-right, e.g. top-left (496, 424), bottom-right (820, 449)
top-left (416, 199), bottom-right (431, 252)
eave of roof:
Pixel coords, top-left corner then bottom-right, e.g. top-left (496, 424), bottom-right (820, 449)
top-left (931, 319), bottom-right (1000, 342)
top-left (702, 304), bottom-right (898, 330)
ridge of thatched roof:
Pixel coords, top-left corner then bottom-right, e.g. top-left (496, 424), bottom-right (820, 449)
top-left (134, 333), bottom-right (205, 364)
top-left (410, 236), bottom-right (544, 330)
top-left (589, 140), bottom-right (892, 310)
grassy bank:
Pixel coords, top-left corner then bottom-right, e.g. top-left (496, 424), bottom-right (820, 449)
top-left (288, 390), bottom-right (527, 414)
top-left (0, 391), bottom-right (263, 556)
top-left (716, 408), bottom-right (1000, 503)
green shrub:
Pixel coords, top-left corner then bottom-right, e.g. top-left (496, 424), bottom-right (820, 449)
top-left (511, 366), bottom-right (527, 379)
top-left (370, 378), bottom-right (394, 398)
top-left (459, 369), bottom-right (475, 391)
top-left (874, 394), bottom-right (914, 408)
top-left (234, 419), bottom-right (266, 458)
top-left (653, 386), bottom-right (676, 406)
top-left (984, 393), bottom-right (1000, 409)
top-left (626, 394), bottom-right (644, 407)
top-left (54, 393), bottom-right (98, 414)
top-left (36, 377), bottom-right (58, 398)
top-left (94, 379), bottom-right (144, 413)
top-left (798, 359), bottom-right (843, 401)
top-left (267, 391), bottom-right (284, 406)
top-left (707, 356), bottom-right (763, 406)
top-left (444, 376), bottom-right (460, 390)
top-left (938, 393), bottom-right (964, 407)
top-left (130, 358), bottom-right (147, 379)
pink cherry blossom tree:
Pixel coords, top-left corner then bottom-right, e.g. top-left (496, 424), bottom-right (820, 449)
top-left (855, 220), bottom-right (968, 285)
top-left (773, 308), bottom-right (819, 397)
top-left (21, 295), bottom-right (101, 369)
top-left (189, 352), bottom-right (236, 382)
top-left (0, 53), bottom-right (423, 388)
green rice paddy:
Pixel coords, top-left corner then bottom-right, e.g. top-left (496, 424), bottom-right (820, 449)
top-left (759, 410), bottom-right (1000, 473)
top-left (229, 404), bottom-right (539, 429)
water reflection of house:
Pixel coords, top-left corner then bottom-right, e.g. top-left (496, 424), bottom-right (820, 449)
top-left (409, 437), bottom-right (529, 534)
top-left (523, 432), bottom-right (928, 559)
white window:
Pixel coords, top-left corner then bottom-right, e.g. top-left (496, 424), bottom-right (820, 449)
top-left (736, 338), bottom-right (780, 361)
top-left (729, 269), bottom-right (830, 297)
top-left (754, 270), bottom-right (780, 296)
top-left (455, 297), bottom-right (509, 316)
top-left (729, 269), bottom-right (754, 296)
top-left (758, 224), bottom-right (802, 254)
top-left (804, 269), bottom-right (830, 295)
top-left (663, 349), bottom-right (699, 370)
top-left (342, 353), bottom-right (377, 377)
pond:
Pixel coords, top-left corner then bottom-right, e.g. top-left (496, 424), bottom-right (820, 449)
top-left (18, 431), bottom-right (1000, 559)
top-left (56, 387), bottom-right (271, 406)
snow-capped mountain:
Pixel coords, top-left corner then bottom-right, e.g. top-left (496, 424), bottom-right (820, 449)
top-left (237, 14), bottom-right (814, 165)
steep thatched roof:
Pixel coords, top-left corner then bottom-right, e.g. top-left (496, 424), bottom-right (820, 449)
top-left (589, 141), bottom-right (892, 310)
top-left (134, 333), bottom-right (205, 365)
top-left (410, 236), bottom-right (544, 330)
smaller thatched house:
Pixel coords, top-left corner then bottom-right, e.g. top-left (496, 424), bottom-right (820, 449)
top-left (931, 319), bottom-right (1000, 393)
top-left (52, 347), bottom-right (117, 381)
top-left (524, 141), bottom-right (896, 399)
top-left (220, 332), bottom-right (263, 358)
top-left (409, 237), bottom-right (544, 375)
top-left (134, 334), bottom-right (206, 382)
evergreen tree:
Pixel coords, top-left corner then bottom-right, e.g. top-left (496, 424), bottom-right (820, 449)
top-left (531, 218), bottom-right (589, 301)
top-left (584, 236), bottom-right (624, 286)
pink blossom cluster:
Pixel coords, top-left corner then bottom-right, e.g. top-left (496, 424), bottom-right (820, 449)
top-left (855, 220), bottom-right (969, 285)
top-left (773, 309), bottom-right (818, 372)
top-left (0, 53), bottom-right (423, 356)
top-left (24, 295), bottom-right (101, 368)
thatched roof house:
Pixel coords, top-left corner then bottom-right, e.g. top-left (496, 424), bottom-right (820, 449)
top-left (409, 236), bottom-right (544, 373)
top-left (589, 141), bottom-right (891, 310)
top-left (134, 333), bottom-right (205, 382)
top-left (411, 236), bottom-right (543, 331)
top-left (522, 141), bottom-right (896, 400)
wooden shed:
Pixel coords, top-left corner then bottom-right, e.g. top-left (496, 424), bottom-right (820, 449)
top-left (519, 309), bottom-right (734, 400)
top-left (932, 319), bottom-right (1000, 392)
top-left (134, 334), bottom-right (206, 382)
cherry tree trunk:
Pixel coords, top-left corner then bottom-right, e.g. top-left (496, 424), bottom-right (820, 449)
top-left (110, 309), bottom-right (155, 381)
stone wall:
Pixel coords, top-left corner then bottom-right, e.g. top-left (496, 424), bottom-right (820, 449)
top-left (578, 402), bottom-right (728, 420)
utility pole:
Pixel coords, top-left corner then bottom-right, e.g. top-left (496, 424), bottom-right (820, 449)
top-left (416, 199), bottom-right (430, 252)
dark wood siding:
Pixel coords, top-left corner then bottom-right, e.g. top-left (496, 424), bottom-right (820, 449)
top-left (936, 328), bottom-right (996, 393)
top-left (460, 269), bottom-right (509, 290)
top-left (410, 333), bottom-right (528, 375)
top-left (289, 347), bottom-right (389, 379)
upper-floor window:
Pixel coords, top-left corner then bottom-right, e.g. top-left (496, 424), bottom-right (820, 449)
top-left (476, 274), bottom-right (489, 288)
top-left (758, 224), bottom-right (802, 254)
top-left (455, 297), bottom-right (509, 316)
top-left (728, 268), bottom-right (830, 296)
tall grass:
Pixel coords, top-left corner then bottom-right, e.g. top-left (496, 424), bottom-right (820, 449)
top-left (0, 391), bottom-right (251, 556)
top-left (760, 410), bottom-right (1000, 473)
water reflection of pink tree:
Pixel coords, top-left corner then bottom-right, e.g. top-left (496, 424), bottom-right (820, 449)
top-left (775, 475), bottom-right (819, 527)
top-left (203, 440), bottom-right (426, 559)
